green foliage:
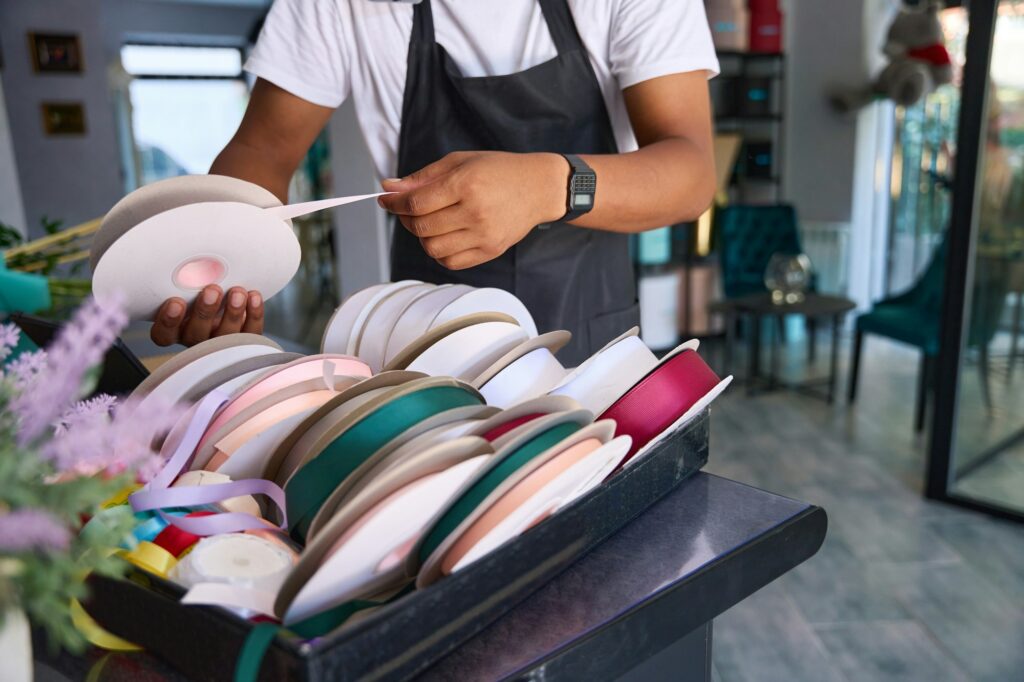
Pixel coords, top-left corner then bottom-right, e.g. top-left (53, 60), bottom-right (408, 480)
top-left (0, 385), bottom-right (135, 653)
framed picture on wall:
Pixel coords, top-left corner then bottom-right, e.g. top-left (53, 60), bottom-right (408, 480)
top-left (28, 33), bottom-right (82, 73)
top-left (41, 102), bottom-right (86, 135)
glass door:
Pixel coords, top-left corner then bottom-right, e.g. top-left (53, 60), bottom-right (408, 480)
top-left (929, 0), bottom-right (1024, 520)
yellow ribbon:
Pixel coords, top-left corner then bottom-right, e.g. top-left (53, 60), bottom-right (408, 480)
top-left (69, 599), bottom-right (141, 652)
top-left (101, 484), bottom-right (142, 510)
top-left (121, 541), bottom-right (178, 578)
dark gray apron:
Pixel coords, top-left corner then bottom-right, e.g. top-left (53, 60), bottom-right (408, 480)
top-left (391, 0), bottom-right (639, 365)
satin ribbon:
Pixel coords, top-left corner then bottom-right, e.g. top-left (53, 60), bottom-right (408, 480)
top-left (153, 511), bottom-right (217, 557)
top-left (551, 334), bottom-right (659, 415)
top-left (70, 599), bottom-right (141, 652)
top-left (480, 413), bottom-right (544, 442)
top-left (122, 541), bottom-right (178, 577)
top-left (132, 389), bottom-right (289, 536)
top-left (285, 385), bottom-right (482, 542)
top-left (599, 349), bottom-right (720, 463)
top-left (418, 421), bottom-right (580, 562)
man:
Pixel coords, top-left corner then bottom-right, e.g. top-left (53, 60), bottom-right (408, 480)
top-left (151, 0), bottom-right (718, 364)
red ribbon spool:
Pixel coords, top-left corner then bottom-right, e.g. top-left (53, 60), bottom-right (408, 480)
top-left (480, 413), bottom-right (544, 442)
top-left (599, 349), bottom-right (720, 465)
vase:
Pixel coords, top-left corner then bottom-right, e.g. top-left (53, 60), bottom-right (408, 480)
top-left (0, 608), bottom-right (32, 682)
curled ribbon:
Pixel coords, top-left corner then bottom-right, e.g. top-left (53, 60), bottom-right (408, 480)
top-left (129, 390), bottom-right (289, 536)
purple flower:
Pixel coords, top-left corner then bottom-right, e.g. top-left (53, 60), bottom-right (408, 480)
top-left (53, 394), bottom-right (118, 436)
top-left (0, 508), bottom-right (71, 553)
top-left (2, 349), bottom-right (47, 390)
top-left (9, 296), bottom-right (127, 446)
top-left (42, 395), bottom-right (185, 480)
top-left (0, 322), bottom-right (19, 359)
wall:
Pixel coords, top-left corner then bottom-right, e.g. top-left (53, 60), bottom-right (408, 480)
top-left (0, 74), bottom-right (27, 235)
top-left (781, 0), bottom-right (898, 309)
top-left (0, 0), bottom-right (264, 239)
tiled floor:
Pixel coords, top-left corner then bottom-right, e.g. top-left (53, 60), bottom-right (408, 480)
top-left (703, 333), bottom-right (1024, 682)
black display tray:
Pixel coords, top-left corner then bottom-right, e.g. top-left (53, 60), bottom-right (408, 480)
top-left (84, 410), bottom-right (710, 682)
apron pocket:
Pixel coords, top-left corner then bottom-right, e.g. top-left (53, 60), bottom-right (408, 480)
top-left (587, 303), bottom-right (641, 355)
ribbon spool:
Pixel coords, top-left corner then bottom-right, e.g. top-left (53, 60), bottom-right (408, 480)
top-left (304, 403), bottom-right (498, 540)
top-left (472, 331), bottom-right (570, 408)
top-left (451, 434), bottom-right (632, 573)
top-left (440, 421), bottom-right (624, 575)
top-left (384, 284), bottom-right (474, 365)
top-left (174, 533), bottom-right (298, 619)
top-left (344, 280), bottom-right (422, 356)
top-left (277, 437), bottom-right (493, 624)
top-left (196, 384), bottom-right (343, 477)
top-left (406, 321), bottom-right (528, 381)
top-left (172, 470), bottom-right (262, 517)
top-left (92, 175), bottom-right (388, 320)
top-left (284, 377), bottom-right (485, 543)
top-left (199, 354), bottom-right (372, 447)
top-left (383, 312), bottom-right (519, 373)
top-left (414, 410), bottom-right (592, 586)
top-left (466, 395), bottom-right (583, 442)
top-left (351, 282), bottom-right (437, 372)
top-left (431, 287), bottom-right (539, 337)
top-left (551, 329), bottom-right (701, 416)
top-left (599, 348), bottom-right (725, 465)
top-left (262, 371), bottom-right (426, 487)
top-left (177, 352), bottom-right (303, 405)
top-left (321, 283), bottom-right (391, 354)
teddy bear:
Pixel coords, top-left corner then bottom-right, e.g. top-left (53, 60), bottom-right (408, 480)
top-left (832, 0), bottom-right (953, 112)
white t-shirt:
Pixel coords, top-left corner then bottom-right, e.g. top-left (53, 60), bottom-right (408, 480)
top-left (246, 0), bottom-right (719, 180)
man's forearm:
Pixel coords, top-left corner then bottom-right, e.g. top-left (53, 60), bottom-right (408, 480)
top-left (210, 138), bottom-right (294, 204)
top-left (531, 137), bottom-right (715, 234)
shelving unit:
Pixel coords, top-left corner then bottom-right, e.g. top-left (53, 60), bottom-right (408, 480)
top-left (711, 51), bottom-right (786, 205)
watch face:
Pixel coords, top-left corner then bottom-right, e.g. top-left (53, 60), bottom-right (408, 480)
top-left (573, 194), bottom-right (592, 207)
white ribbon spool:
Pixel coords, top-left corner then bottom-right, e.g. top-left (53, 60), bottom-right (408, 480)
top-left (354, 283), bottom-right (436, 372)
top-left (432, 288), bottom-right (538, 337)
top-left (479, 348), bottom-right (566, 408)
top-left (406, 322), bottom-right (528, 380)
top-left (322, 283), bottom-right (390, 354)
top-left (384, 284), bottom-right (474, 365)
top-left (550, 334), bottom-right (660, 415)
top-left (345, 281), bottom-right (421, 356)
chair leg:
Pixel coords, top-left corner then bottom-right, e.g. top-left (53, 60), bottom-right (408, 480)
top-left (1008, 292), bottom-right (1022, 384)
top-left (848, 328), bottom-right (863, 403)
top-left (915, 353), bottom-right (930, 433)
top-left (979, 343), bottom-right (993, 411)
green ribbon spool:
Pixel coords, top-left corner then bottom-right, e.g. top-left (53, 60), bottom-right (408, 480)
top-left (418, 421), bottom-right (581, 562)
top-left (285, 385), bottom-right (481, 543)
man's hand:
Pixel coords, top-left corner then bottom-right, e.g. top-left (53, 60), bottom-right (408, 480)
top-left (150, 285), bottom-right (264, 347)
top-left (378, 151), bottom-right (568, 271)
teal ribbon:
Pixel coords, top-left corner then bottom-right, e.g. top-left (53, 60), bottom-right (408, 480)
top-left (234, 586), bottom-right (415, 682)
top-left (285, 386), bottom-right (481, 543)
top-left (233, 622), bottom-right (280, 682)
top-left (418, 421), bottom-right (581, 562)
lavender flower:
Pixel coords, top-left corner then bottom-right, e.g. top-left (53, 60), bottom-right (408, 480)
top-left (9, 296), bottom-right (127, 446)
top-left (2, 349), bottom-right (48, 390)
top-left (0, 508), bottom-right (72, 553)
top-left (42, 395), bottom-right (185, 480)
top-left (53, 394), bottom-right (118, 437)
top-left (0, 322), bottom-right (19, 360)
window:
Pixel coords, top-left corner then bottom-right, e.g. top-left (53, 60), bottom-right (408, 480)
top-left (119, 44), bottom-right (248, 187)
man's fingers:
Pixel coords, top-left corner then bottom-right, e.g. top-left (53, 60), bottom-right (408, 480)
top-left (214, 287), bottom-right (247, 337)
top-left (381, 153), bottom-right (466, 192)
top-left (151, 298), bottom-right (187, 346)
top-left (420, 230), bottom-right (477, 260)
top-left (437, 248), bottom-right (494, 271)
top-left (241, 291), bottom-right (265, 334)
top-left (180, 285), bottom-right (223, 346)
top-left (398, 208), bottom-right (463, 238)
top-left (379, 179), bottom-right (459, 217)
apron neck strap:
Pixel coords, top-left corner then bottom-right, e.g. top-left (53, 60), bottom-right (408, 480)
top-left (411, 0), bottom-right (585, 56)
top-left (538, 0), bottom-right (586, 56)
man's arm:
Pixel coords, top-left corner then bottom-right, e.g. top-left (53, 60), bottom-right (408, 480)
top-left (150, 78), bottom-right (333, 346)
top-left (377, 71), bottom-right (716, 271)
